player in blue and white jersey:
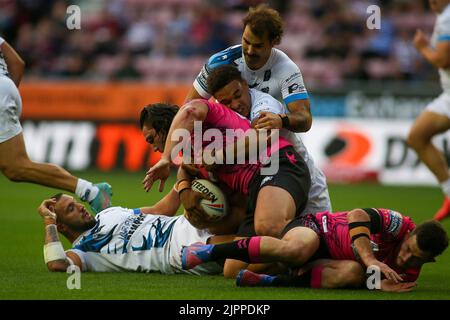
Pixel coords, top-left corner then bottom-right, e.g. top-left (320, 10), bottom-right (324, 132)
top-left (185, 5), bottom-right (312, 134)
top-left (38, 190), bottom-right (233, 274)
top-left (407, 0), bottom-right (450, 221)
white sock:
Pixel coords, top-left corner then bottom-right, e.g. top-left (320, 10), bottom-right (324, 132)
top-left (75, 179), bottom-right (99, 202)
top-left (441, 178), bottom-right (450, 198)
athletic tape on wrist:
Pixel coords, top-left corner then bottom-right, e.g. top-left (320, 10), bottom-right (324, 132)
top-left (43, 241), bottom-right (66, 264)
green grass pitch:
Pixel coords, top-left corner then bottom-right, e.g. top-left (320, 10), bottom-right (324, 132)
top-left (0, 170), bottom-right (449, 300)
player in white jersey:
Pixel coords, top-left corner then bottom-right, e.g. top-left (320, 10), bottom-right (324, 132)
top-left (206, 65), bottom-right (331, 214)
top-left (0, 36), bottom-right (112, 214)
top-left (407, 0), bottom-right (450, 221)
top-left (185, 5), bottom-right (312, 134)
top-left (38, 191), bottom-right (234, 274)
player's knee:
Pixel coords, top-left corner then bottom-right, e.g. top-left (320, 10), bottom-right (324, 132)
top-left (255, 219), bottom-right (286, 237)
top-left (406, 130), bottom-right (427, 151)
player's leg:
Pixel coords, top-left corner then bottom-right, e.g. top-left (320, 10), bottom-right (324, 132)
top-left (0, 132), bottom-right (78, 190)
top-left (253, 186), bottom-right (296, 237)
top-left (0, 133), bottom-right (112, 213)
top-left (182, 224), bottom-right (320, 273)
top-left (254, 147), bottom-right (311, 237)
top-left (237, 259), bottom-right (365, 289)
top-left (407, 96), bottom-right (450, 220)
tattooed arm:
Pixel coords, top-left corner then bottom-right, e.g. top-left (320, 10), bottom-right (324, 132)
top-left (38, 199), bottom-right (82, 272)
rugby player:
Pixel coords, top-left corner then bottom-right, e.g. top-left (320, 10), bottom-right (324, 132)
top-left (141, 101), bottom-right (311, 241)
top-left (407, 0), bottom-right (450, 221)
top-left (206, 64), bottom-right (331, 215)
top-left (182, 208), bottom-right (448, 292)
top-left (38, 192), bottom-right (233, 274)
top-left (185, 5), bottom-right (312, 134)
top-left (0, 37), bottom-right (112, 213)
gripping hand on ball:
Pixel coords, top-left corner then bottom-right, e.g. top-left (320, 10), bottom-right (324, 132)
top-left (180, 189), bottom-right (212, 229)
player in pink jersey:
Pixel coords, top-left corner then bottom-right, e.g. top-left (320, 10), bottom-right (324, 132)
top-left (140, 100), bottom-right (311, 277)
top-left (182, 208), bottom-right (448, 292)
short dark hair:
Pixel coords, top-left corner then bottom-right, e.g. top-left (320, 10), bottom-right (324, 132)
top-left (139, 103), bottom-right (179, 140)
top-left (207, 65), bottom-right (243, 95)
top-left (51, 193), bottom-right (63, 201)
top-left (412, 220), bottom-right (449, 258)
top-left (243, 5), bottom-right (283, 43)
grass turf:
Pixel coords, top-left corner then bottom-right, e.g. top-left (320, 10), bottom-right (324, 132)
top-left (0, 170), bottom-right (449, 300)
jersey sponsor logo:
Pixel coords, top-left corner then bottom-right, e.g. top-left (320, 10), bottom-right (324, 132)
top-left (288, 83), bottom-right (304, 94)
top-left (386, 210), bottom-right (403, 236)
top-left (261, 87), bottom-right (269, 93)
top-left (263, 70), bottom-right (271, 81)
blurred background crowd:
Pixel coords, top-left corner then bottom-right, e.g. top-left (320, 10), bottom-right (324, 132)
top-left (0, 0), bottom-right (439, 88)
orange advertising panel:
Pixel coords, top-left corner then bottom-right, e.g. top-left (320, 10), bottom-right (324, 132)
top-left (20, 82), bottom-right (191, 120)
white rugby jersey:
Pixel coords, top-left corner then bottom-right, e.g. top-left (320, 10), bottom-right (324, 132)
top-left (249, 89), bottom-right (331, 213)
top-left (68, 207), bottom-right (221, 275)
top-left (193, 45), bottom-right (309, 107)
top-left (431, 3), bottom-right (450, 94)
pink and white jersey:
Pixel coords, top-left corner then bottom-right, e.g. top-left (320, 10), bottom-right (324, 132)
top-left (193, 99), bottom-right (291, 195)
top-left (314, 209), bottom-right (420, 281)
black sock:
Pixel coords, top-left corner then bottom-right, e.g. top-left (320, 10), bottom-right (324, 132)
top-left (271, 271), bottom-right (312, 287)
top-left (210, 238), bottom-right (252, 262)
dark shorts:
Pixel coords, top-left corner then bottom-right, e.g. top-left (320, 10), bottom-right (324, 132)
top-left (280, 213), bottom-right (330, 262)
top-left (237, 146), bottom-right (311, 237)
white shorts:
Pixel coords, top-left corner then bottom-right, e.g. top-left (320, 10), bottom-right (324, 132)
top-left (425, 92), bottom-right (450, 119)
top-left (0, 76), bottom-right (22, 143)
top-left (169, 215), bottom-right (222, 275)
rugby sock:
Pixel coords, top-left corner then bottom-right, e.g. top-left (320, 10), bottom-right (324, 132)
top-left (270, 266), bottom-right (323, 288)
top-left (441, 178), bottom-right (450, 198)
top-left (210, 237), bottom-right (262, 263)
top-left (75, 179), bottom-right (99, 202)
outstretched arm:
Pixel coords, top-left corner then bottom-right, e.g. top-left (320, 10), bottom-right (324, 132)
top-left (0, 38), bottom-right (25, 87)
top-left (140, 185), bottom-right (181, 216)
top-left (347, 208), bottom-right (403, 283)
top-left (38, 199), bottom-right (82, 272)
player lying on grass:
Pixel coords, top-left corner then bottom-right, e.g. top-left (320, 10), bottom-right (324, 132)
top-left (181, 208), bottom-right (449, 292)
top-left (38, 192), bottom-right (234, 274)
top-left (0, 36), bottom-right (112, 214)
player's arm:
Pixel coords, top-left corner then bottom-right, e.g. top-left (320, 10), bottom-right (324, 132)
top-left (347, 208), bottom-right (403, 283)
top-left (413, 29), bottom-right (450, 69)
top-left (143, 100), bottom-right (209, 192)
top-left (0, 38), bottom-right (25, 87)
top-left (140, 185), bottom-right (180, 216)
top-left (185, 45), bottom-right (243, 103)
top-left (38, 199), bottom-right (83, 272)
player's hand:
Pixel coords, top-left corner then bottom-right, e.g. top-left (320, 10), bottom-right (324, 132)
top-left (380, 279), bottom-right (416, 293)
top-left (143, 158), bottom-right (171, 192)
top-left (206, 45), bottom-right (242, 71)
top-left (255, 112), bottom-right (283, 130)
top-left (368, 260), bottom-right (404, 283)
top-left (413, 29), bottom-right (429, 51)
top-left (180, 189), bottom-right (212, 229)
top-left (38, 199), bottom-right (57, 224)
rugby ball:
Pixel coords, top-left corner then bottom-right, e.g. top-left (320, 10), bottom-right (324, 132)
top-left (191, 179), bottom-right (228, 221)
